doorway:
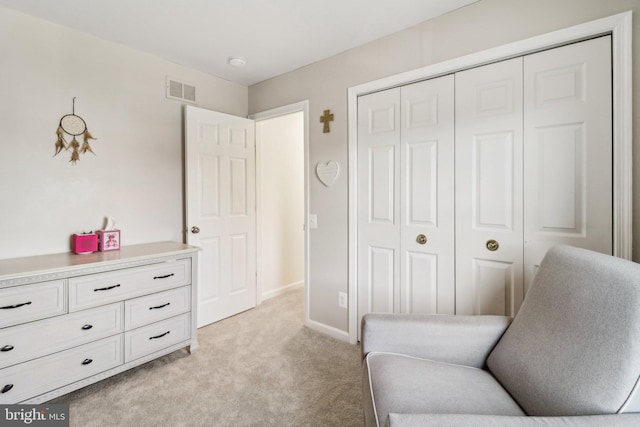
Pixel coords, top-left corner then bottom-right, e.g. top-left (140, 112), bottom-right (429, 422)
top-left (251, 102), bottom-right (310, 323)
top-left (256, 112), bottom-right (304, 300)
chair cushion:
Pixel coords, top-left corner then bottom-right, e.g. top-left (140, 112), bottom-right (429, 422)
top-left (386, 413), bottom-right (640, 427)
top-left (487, 245), bottom-right (640, 416)
top-left (363, 352), bottom-right (524, 427)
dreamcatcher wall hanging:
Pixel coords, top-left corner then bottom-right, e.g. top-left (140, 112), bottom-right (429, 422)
top-left (54, 97), bottom-right (97, 164)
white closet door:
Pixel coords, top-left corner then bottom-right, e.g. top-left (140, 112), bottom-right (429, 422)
top-left (357, 76), bottom-right (455, 328)
top-left (523, 36), bottom-right (612, 292)
top-left (455, 58), bottom-right (524, 316)
top-left (357, 88), bottom-right (401, 321)
top-left (400, 77), bottom-right (455, 314)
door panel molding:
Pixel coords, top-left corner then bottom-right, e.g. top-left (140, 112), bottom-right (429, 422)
top-left (348, 12), bottom-right (632, 344)
top-left (472, 131), bottom-right (516, 231)
top-left (535, 123), bottom-right (585, 235)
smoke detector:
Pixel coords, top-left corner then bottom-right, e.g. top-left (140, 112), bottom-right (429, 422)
top-left (228, 57), bottom-right (246, 67)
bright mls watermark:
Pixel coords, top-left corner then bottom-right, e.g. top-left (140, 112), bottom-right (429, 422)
top-left (1, 405), bottom-right (69, 426)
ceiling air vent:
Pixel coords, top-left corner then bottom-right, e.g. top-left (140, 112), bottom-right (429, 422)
top-left (166, 76), bottom-right (197, 104)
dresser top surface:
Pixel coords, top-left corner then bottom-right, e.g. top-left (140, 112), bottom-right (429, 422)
top-left (0, 241), bottom-right (199, 281)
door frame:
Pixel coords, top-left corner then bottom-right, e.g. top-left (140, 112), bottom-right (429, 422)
top-left (249, 100), bottom-right (310, 324)
top-left (347, 12), bottom-right (633, 344)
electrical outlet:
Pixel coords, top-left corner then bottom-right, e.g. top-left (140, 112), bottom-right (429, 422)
top-left (338, 292), bottom-right (348, 309)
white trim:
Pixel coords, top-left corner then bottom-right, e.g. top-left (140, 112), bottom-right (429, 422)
top-left (253, 119), bottom-right (265, 306)
top-left (261, 280), bottom-right (304, 301)
top-left (347, 12), bottom-right (633, 344)
top-left (611, 12), bottom-right (634, 259)
top-left (306, 319), bottom-right (350, 343)
top-left (249, 101), bottom-right (311, 326)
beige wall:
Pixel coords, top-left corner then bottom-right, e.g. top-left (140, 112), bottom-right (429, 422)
top-left (248, 0), bottom-right (640, 333)
top-left (256, 112), bottom-right (305, 299)
top-left (0, 7), bottom-right (247, 259)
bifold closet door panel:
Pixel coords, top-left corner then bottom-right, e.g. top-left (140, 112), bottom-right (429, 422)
top-left (356, 35), bottom-right (614, 325)
top-left (400, 76), bottom-right (455, 315)
top-left (455, 58), bottom-right (524, 316)
top-left (357, 76), bottom-right (455, 327)
top-left (357, 87), bottom-right (402, 322)
top-left (523, 35), bottom-right (613, 293)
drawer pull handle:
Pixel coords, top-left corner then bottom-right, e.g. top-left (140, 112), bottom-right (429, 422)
top-left (82, 358), bottom-right (93, 365)
top-left (1, 384), bottom-right (13, 394)
top-left (1, 345), bottom-right (14, 352)
top-left (149, 331), bottom-right (170, 340)
top-left (149, 302), bottom-right (171, 310)
top-left (81, 324), bottom-right (93, 330)
top-left (153, 273), bottom-right (175, 280)
top-left (1, 301), bottom-right (32, 310)
top-left (94, 284), bottom-right (121, 292)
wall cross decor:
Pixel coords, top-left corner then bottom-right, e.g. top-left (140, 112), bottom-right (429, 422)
top-left (320, 109), bottom-right (334, 133)
top-left (54, 97), bottom-right (97, 164)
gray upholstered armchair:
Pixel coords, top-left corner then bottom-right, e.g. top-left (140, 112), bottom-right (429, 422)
top-left (361, 245), bottom-right (640, 426)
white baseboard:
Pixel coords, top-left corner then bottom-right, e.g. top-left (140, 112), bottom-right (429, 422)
top-left (261, 280), bottom-right (304, 301)
top-left (306, 319), bottom-right (350, 343)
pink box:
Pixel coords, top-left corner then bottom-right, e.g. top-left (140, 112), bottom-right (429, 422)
top-left (72, 233), bottom-right (98, 254)
top-left (97, 230), bottom-right (120, 251)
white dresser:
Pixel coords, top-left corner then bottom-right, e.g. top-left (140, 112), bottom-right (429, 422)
top-left (0, 241), bottom-right (199, 403)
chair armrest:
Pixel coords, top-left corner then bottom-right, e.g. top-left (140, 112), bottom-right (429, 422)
top-left (361, 313), bottom-right (511, 368)
top-left (386, 413), bottom-right (640, 427)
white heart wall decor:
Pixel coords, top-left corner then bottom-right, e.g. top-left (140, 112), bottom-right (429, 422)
top-left (316, 161), bottom-right (340, 187)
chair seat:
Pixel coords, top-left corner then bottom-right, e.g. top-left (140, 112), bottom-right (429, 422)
top-left (363, 352), bottom-right (525, 427)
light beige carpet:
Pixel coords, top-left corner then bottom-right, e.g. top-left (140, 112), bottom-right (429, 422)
top-left (51, 287), bottom-right (363, 426)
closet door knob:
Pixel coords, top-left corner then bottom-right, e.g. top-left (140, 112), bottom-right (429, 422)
top-left (486, 240), bottom-right (499, 251)
top-left (416, 234), bottom-right (427, 245)
top-left (191, 226), bottom-right (200, 234)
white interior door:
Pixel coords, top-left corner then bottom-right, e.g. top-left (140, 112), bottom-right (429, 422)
top-left (455, 58), bottom-right (524, 316)
top-left (400, 77), bottom-right (455, 314)
top-left (185, 105), bottom-right (256, 328)
top-left (357, 88), bottom-right (401, 322)
top-left (523, 35), bottom-right (613, 292)
top-left (357, 76), bottom-right (455, 332)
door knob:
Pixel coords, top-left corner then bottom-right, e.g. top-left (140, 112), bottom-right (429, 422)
top-left (191, 226), bottom-right (200, 234)
top-left (416, 234), bottom-right (427, 245)
top-left (486, 239), bottom-right (499, 251)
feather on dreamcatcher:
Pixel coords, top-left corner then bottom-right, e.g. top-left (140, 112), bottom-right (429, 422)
top-left (54, 97), bottom-right (97, 164)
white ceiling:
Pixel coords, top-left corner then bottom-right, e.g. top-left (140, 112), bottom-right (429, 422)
top-left (0, 0), bottom-right (479, 86)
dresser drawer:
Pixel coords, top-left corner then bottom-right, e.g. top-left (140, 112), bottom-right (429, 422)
top-left (124, 313), bottom-right (190, 363)
top-left (0, 334), bottom-right (123, 404)
top-left (0, 280), bottom-right (66, 328)
top-left (125, 286), bottom-right (190, 330)
top-left (0, 303), bottom-right (123, 369)
top-left (68, 259), bottom-right (191, 312)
